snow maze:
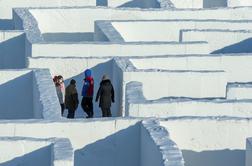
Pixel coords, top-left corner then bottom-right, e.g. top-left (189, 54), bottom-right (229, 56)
top-left (2, 1), bottom-right (252, 166)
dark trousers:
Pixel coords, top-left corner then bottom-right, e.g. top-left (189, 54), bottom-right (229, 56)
top-left (60, 104), bottom-right (65, 116)
top-left (81, 97), bottom-right (93, 118)
top-left (101, 107), bottom-right (112, 117)
top-left (67, 109), bottom-right (75, 119)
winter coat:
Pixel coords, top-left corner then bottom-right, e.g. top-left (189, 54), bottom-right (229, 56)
top-left (56, 83), bottom-right (65, 104)
top-left (65, 84), bottom-right (79, 111)
top-left (82, 77), bottom-right (94, 97)
top-left (95, 79), bottom-right (115, 108)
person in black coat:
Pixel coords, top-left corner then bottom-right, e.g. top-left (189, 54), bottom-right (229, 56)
top-left (65, 79), bottom-right (79, 119)
top-left (95, 75), bottom-right (115, 117)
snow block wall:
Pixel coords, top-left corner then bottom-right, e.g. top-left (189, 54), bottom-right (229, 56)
top-left (0, 31), bottom-right (26, 69)
top-left (0, 137), bottom-right (73, 166)
top-left (109, 20), bottom-right (252, 42)
top-left (0, 0), bottom-right (97, 19)
top-left (0, 69), bottom-right (61, 120)
top-left (0, 118), bottom-right (183, 166)
top-left (161, 117), bottom-right (252, 166)
top-left (126, 81), bottom-right (252, 118)
top-left (246, 138), bottom-right (252, 166)
top-left (228, 0), bottom-right (252, 7)
top-left (33, 69), bottom-right (61, 119)
top-left (0, 70), bottom-right (34, 119)
top-left (102, 0), bottom-right (162, 8)
top-left (0, 118), bottom-right (141, 166)
top-left (181, 29), bottom-right (252, 53)
top-left (141, 119), bottom-right (184, 166)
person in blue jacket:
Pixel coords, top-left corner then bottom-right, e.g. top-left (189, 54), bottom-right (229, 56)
top-left (81, 69), bottom-right (94, 118)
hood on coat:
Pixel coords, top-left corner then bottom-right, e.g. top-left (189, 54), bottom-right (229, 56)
top-left (84, 69), bottom-right (92, 78)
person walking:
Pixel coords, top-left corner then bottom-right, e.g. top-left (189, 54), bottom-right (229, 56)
top-left (53, 75), bottom-right (65, 116)
top-left (95, 75), bottom-right (114, 117)
top-left (65, 79), bottom-right (79, 119)
top-left (81, 69), bottom-right (94, 118)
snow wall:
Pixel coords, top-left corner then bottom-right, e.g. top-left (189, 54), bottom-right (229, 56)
top-left (28, 7), bottom-right (252, 35)
top-left (246, 138), bottom-right (252, 166)
top-left (0, 118), bottom-right (184, 166)
top-left (0, 137), bottom-right (73, 166)
top-left (0, 70), bottom-right (34, 119)
top-left (0, 31), bottom-right (26, 69)
top-left (0, 69), bottom-right (61, 120)
top-left (113, 58), bottom-right (228, 116)
top-left (181, 29), bottom-right (252, 53)
top-left (228, 0), bottom-right (252, 7)
top-left (160, 117), bottom-right (252, 166)
top-left (108, 20), bottom-right (252, 42)
top-left (126, 81), bottom-right (252, 118)
top-left (0, 0), bottom-right (96, 19)
top-left (30, 42), bottom-right (209, 57)
top-left (129, 54), bottom-right (252, 83)
top-left (169, 0), bottom-right (227, 8)
top-left (98, 0), bottom-right (161, 8)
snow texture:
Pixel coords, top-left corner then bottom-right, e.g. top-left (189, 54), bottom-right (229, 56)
top-left (33, 69), bottom-right (62, 120)
top-left (142, 119), bottom-right (184, 166)
top-left (2, 2), bottom-right (252, 166)
top-left (0, 137), bottom-right (73, 166)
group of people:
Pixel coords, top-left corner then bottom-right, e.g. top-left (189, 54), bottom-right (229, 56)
top-left (53, 69), bottom-right (115, 119)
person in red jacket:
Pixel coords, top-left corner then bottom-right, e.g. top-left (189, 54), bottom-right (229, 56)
top-left (81, 69), bottom-right (94, 118)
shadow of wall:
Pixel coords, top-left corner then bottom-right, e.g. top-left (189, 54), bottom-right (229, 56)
top-left (212, 38), bottom-right (252, 54)
top-left (203, 0), bottom-right (227, 8)
top-left (0, 145), bottom-right (52, 166)
top-left (118, 0), bottom-right (160, 8)
top-left (74, 123), bottom-right (140, 166)
top-left (0, 33), bottom-right (26, 69)
top-left (42, 33), bottom-right (95, 42)
top-left (182, 149), bottom-right (245, 166)
top-left (0, 19), bottom-right (14, 30)
top-left (0, 72), bottom-right (34, 119)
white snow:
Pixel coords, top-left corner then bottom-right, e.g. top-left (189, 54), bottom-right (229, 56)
top-left (0, 137), bottom-right (73, 166)
top-left (161, 117), bottom-right (252, 166)
top-left (2, 2), bottom-right (252, 166)
top-left (0, 69), bottom-right (61, 120)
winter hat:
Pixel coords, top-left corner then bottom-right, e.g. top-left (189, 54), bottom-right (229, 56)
top-left (84, 69), bottom-right (92, 78)
top-left (57, 75), bottom-right (63, 80)
top-left (102, 74), bottom-right (109, 81)
top-left (70, 79), bottom-right (76, 85)
top-left (53, 76), bottom-right (58, 83)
